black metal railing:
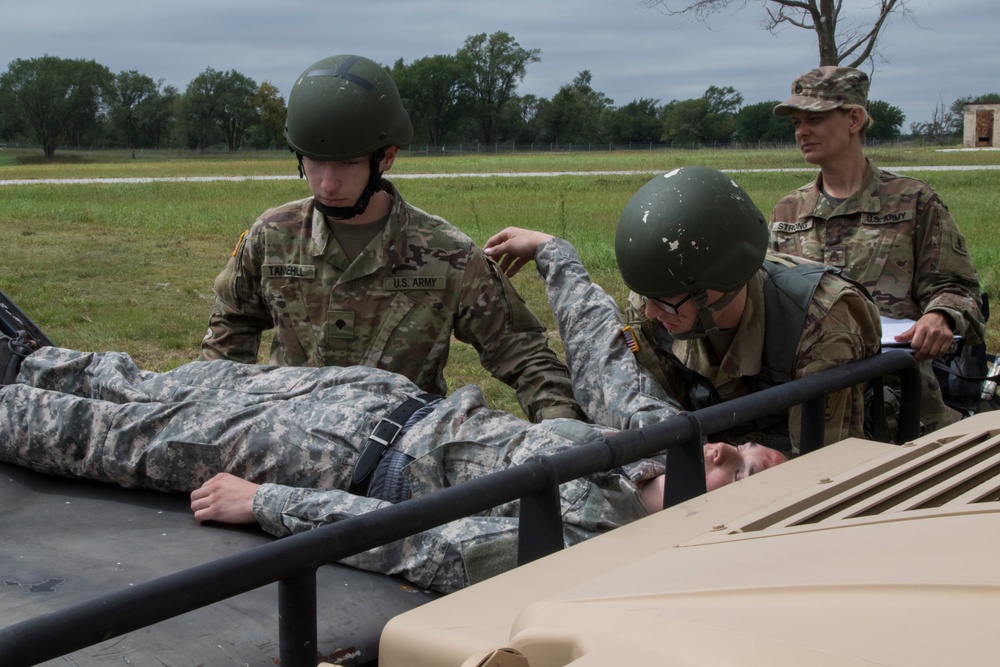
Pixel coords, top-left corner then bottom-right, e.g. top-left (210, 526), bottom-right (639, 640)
top-left (0, 350), bottom-right (921, 667)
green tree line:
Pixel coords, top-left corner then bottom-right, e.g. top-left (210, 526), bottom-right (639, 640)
top-left (0, 56), bottom-right (284, 156)
top-left (2, 31), bottom-right (995, 157)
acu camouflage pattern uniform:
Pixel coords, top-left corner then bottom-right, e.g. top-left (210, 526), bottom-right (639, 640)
top-left (0, 234), bottom-right (698, 592)
top-left (0, 242), bottom-right (680, 592)
top-left (16, 237), bottom-right (881, 595)
top-left (0, 323), bottom-right (667, 593)
top-left (770, 69), bottom-right (985, 431)
top-left (201, 180), bottom-right (581, 423)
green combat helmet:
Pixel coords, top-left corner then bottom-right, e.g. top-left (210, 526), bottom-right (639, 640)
top-left (285, 54), bottom-right (412, 160)
top-left (284, 54), bottom-right (413, 218)
top-left (615, 166), bottom-right (768, 336)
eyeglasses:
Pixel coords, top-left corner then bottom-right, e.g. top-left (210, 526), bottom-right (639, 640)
top-left (640, 293), bottom-right (692, 315)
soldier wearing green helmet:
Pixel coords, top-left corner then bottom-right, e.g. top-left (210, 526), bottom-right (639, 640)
top-left (201, 54), bottom-right (584, 425)
top-left (614, 165), bottom-right (771, 341)
top-left (283, 54), bottom-right (413, 220)
top-left (486, 166), bottom-right (883, 455)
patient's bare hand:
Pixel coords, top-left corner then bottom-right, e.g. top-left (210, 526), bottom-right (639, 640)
top-left (483, 227), bottom-right (554, 277)
top-left (190, 472), bottom-right (259, 524)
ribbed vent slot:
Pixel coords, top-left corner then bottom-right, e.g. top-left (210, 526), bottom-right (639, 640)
top-left (974, 485), bottom-right (1000, 503)
top-left (857, 444), bottom-right (1000, 514)
top-left (794, 435), bottom-right (998, 525)
top-left (917, 463), bottom-right (1000, 506)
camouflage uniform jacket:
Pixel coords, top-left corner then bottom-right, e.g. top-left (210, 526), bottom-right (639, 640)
top-left (200, 180), bottom-right (581, 422)
top-left (1, 347), bottom-right (648, 594)
top-left (619, 252), bottom-right (882, 455)
top-left (535, 239), bottom-right (681, 432)
top-left (769, 159), bottom-right (984, 342)
top-left (770, 159), bottom-right (984, 430)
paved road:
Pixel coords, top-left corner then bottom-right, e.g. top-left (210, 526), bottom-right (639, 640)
top-left (2, 163), bottom-right (1000, 187)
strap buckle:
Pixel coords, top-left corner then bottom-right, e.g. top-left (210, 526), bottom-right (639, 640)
top-left (352, 417), bottom-right (403, 486)
top-left (350, 393), bottom-right (439, 493)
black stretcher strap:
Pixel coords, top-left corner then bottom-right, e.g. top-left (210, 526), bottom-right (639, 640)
top-left (349, 393), bottom-right (440, 496)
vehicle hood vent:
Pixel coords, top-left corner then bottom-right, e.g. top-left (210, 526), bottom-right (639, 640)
top-left (701, 427), bottom-right (1000, 542)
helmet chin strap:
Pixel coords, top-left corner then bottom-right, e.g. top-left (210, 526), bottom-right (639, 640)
top-left (298, 149), bottom-right (386, 220)
top-left (671, 290), bottom-right (740, 340)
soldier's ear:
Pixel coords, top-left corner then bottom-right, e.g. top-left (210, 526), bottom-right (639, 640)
top-left (380, 146), bottom-right (399, 171)
top-left (847, 107), bottom-right (866, 134)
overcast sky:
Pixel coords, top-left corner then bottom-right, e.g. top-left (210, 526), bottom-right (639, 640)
top-left (3, 0), bottom-right (997, 129)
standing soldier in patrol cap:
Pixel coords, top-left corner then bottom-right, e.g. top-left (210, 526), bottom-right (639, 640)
top-left (200, 54), bottom-right (583, 423)
top-left (769, 66), bottom-right (986, 432)
top-left (486, 166), bottom-right (883, 457)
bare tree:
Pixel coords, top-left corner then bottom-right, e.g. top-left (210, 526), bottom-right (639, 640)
top-left (641, 0), bottom-right (910, 68)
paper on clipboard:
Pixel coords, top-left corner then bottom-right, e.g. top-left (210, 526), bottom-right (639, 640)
top-left (880, 316), bottom-right (963, 352)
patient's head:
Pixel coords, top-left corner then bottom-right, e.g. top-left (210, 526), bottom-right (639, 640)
top-left (704, 441), bottom-right (788, 491)
top-left (639, 441), bottom-right (789, 514)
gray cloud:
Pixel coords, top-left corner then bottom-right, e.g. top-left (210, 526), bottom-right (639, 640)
top-left (2, 0), bottom-right (996, 128)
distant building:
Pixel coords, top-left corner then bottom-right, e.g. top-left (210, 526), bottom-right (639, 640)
top-left (963, 103), bottom-right (1000, 147)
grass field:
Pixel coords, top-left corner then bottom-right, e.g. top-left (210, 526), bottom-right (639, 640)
top-left (2, 145), bottom-right (998, 417)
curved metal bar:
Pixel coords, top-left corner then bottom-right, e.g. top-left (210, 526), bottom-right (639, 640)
top-left (0, 351), bottom-right (921, 667)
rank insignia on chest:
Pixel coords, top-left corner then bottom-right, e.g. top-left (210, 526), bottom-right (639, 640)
top-left (824, 245), bottom-right (847, 267)
top-left (327, 311), bottom-right (355, 339)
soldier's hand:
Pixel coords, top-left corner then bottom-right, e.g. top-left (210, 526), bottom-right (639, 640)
top-left (895, 311), bottom-right (955, 361)
top-left (190, 472), bottom-right (259, 524)
top-left (484, 227), bottom-right (554, 277)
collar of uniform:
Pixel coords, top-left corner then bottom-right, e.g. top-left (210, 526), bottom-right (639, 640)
top-left (856, 158), bottom-right (883, 213)
top-left (797, 176), bottom-right (826, 220)
top-left (673, 272), bottom-right (764, 393)
top-left (309, 204), bottom-right (332, 254)
top-left (329, 181), bottom-right (406, 281)
top-left (809, 157), bottom-right (880, 217)
top-left (378, 179), bottom-right (412, 269)
top-left (307, 179), bottom-right (404, 262)
top-left (722, 270), bottom-right (765, 382)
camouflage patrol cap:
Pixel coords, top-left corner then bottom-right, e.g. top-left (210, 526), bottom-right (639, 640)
top-left (773, 66), bottom-right (870, 117)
